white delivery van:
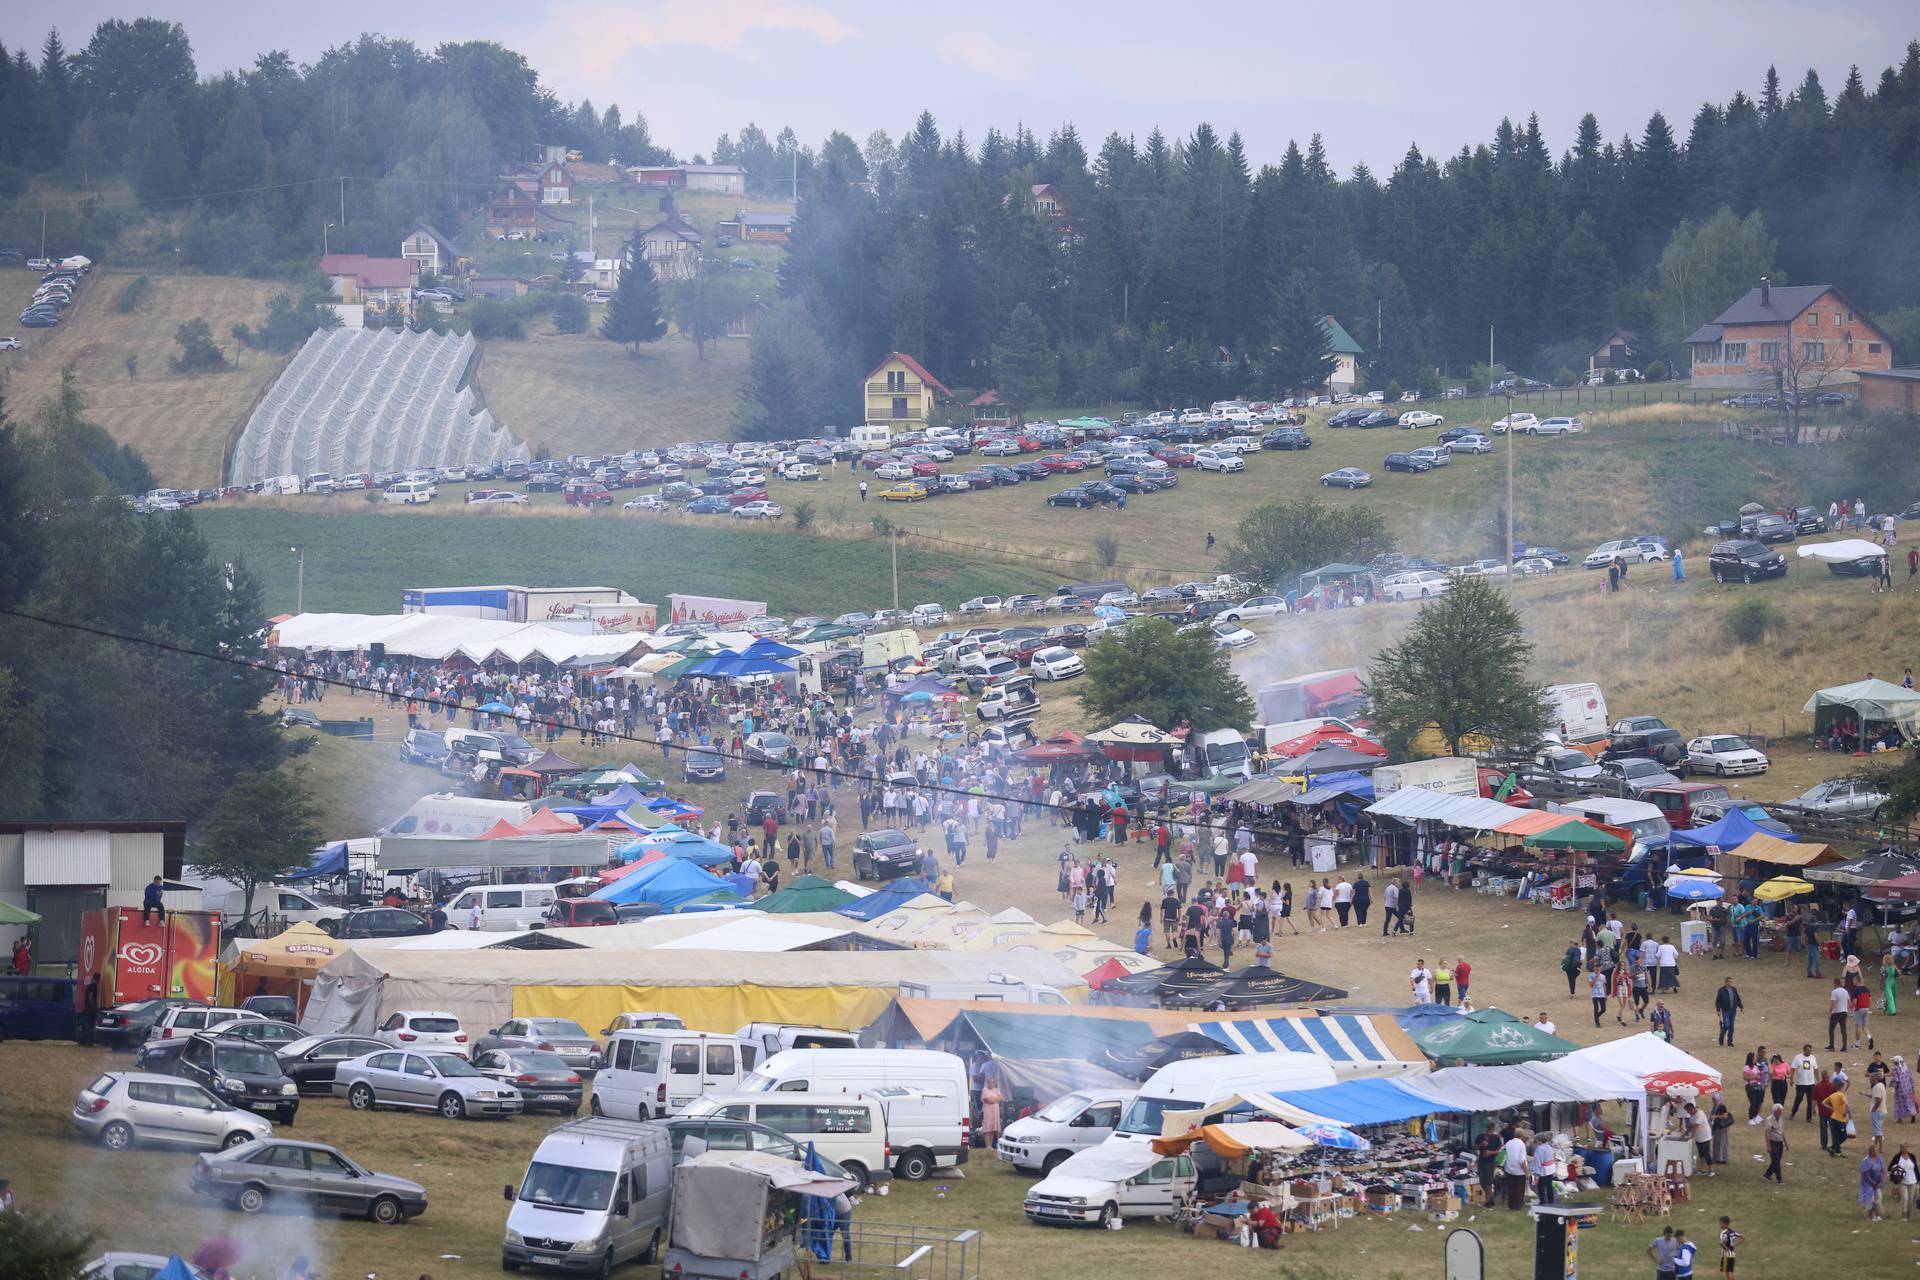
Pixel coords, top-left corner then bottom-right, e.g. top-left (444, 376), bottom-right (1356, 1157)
top-left (592, 1030), bottom-right (752, 1119)
top-left (734, 1023), bottom-right (860, 1059)
top-left (739, 1048), bottom-right (969, 1180)
top-left (1108, 1052), bottom-right (1335, 1144)
top-left (896, 976), bottom-right (1070, 1005)
top-left (1190, 728), bottom-right (1252, 779)
top-left (502, 1117), bottom-right (671, 1275)
top-left (384, 479), bottom-right (437, 505)
top-left (997, 1088), bottom-right (1134, 1173)
top-left (444, 883), bottom-right (559, 931)
top-left (379, 794), bottom-right (532, 838)
top-left (1024, 1144), bottom-right (1197, 1227)
top-left (679, 1091), bottom-right (891, 1191)
top-left (226, 885), bottom-right (346, 930)
top-left (1545, 682), bottom-right (1609, 743)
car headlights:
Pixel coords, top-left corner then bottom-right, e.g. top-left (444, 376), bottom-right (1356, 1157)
top-left (280, 1083), bottom-right (298, 1096)
top-left (505, 1230), bottom-right (524, 1246)
top-left (1068, 1196), bottom-right (1087, 1206)
top-left (222, 1078), bottom-right (245, 1092)
top-left (571, 1237), bottom-right (601, 1253)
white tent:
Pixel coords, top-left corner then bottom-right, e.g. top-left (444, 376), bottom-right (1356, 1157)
top-left (299, 948), bottom-right (387, 1035)
top-left (1796, 538), bottom-right (1887, 564)
top-left (274, 612), bottom-right (641, 667)
top-left (651, 918), bottom-right (852, 952)
top-left (1560, 1032), bottom-right (1722, 1083)
top-left (1366, 789), bottom-right (1532, 829)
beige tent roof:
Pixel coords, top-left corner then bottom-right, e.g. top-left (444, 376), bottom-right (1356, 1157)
top-left (228, 922), bottom-right (349, 979)
top-left (1728, 833), bottom-right (1842, 867)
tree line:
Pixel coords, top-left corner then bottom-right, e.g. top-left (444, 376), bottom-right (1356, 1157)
top-left (736, 44), bottom-right (1920, 432)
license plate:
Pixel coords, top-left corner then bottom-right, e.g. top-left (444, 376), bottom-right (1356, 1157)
top-left (1037, 1206), bottom-right (1072, 1217)
top-left (541, 1094), bottom-right (569, 1101)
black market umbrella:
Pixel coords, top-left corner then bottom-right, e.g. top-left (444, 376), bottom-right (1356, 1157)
top-left (1168, 964), bottom-right (1350, 1010)
top-left (1270, 745), bottom-right (1390, 774)
top-left (1094, 955), bottom-right (1222, 1006)
top-left (1095, 1031), bottom-right (1234, 1081)
top-left (1805, 849), bottom-right (1920, 889)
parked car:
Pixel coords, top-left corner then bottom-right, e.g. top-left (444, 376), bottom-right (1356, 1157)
top-left (1490, 412), bottom-right (1540, 434)
top-left (73, 1071), bottom-right (272, 1152)
top-left (1601, 756), bottom-right (1682, 795)
top-left (95, 998), bottom-right (202, 1052)
top-left (1217, 595), bottom-right (1286, 622)
top-left (334, 1049), bottom-right (524, 1119)
top-left (997, 1089), bottom-right (1132, 1173)
top-left (543, 898), bottom-right (620, 928)
top-left (173, 1032), bottom-right (305, 1124)
top-left (1786, 777), bottom-right (1887, 818)
top-left (1383, 452), bottom-right (1433, 474)
top-left (202, 1018), bottom-right (307, 1052)
top-left (468, 1048), bottom-right (585, 1114)
top-left (276, 1036), bottom-right (392, 1094)
top-left (1408, 446), bottom-right (1451, 468)
top-left (376, 1010), bottom-right (471, 1057)
top-left (1382, 570), bottom-right (1451, 602)
top-left (472, 1017), bottom-right (602, 1071)
top-left (1708, 540), bottom-right (1787, 583)
top-left (1583, 539), bottom-right (1667, 569)
top-left (1398, 411), bottom-right (1444, 429)
top-left (1029, 646), bottom-right (1084, 681)
top-left (400, 727), bottom-right (450, 767)
top-left (1319, 467), bottom-right (1373, 489)
top-left (327, 907), bottom-right (430, 940)
top-left (1193, 449), bottom-right (1245, 473)
top-left (147, 1005), bottom-right (262, 1044)
top-left (1685, 734), bottom-right (1770, 777)
top-left (191, 1137), bottom-right (428, 1222)
top-left (1531, 416), bottom-right (1584, 435)
top-left (1604, 727), bottom-right (1689, 768)
top-left (1535, 746), bottom-right (1605, 785)
top-left (732, 500), bottom-right (784, 520)
top-left (1210, 621), bottom-right (1257, 650)
top-left (852, 828), bottom-right (920, 880)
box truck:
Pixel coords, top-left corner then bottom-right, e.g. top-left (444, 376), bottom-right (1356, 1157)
top-left (1371, 757), bottom-right (1478, 799)
top-left (1256, 669), bottom-right (1364, 724)
top-left (74, 906), bottom-right (222, 1010)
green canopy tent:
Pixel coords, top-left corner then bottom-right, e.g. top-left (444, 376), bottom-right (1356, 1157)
top-left (1803, 678), bottom-right (1920, 738)
top-left (792, 625), bottom-right (863, 644)
top-left (1523, 820), bottom-right (1626, 852)
top-left (0, 901), bottom-right (43, 925)
top-left (1407, 1007), bottom-right (1581, 1065)
top-left (1297, 563), bottom-right (1373, 592)
top-left (747, 875), bottom-right (857, 915)
top-left (931, 1007), bottom-right (1150, 1100)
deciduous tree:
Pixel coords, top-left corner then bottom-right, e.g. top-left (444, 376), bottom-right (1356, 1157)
top-left (1365, 577), bottom-right (1552, 757)
top-left (1076, 618), bottom-right (1253, 734)
top-left (1222, 499), bottom-right (1392, 590)
top-left (193, 770), bottom-right (321, 928)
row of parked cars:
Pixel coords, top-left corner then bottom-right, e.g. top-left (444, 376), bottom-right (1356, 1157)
top-left (17, 257), bottom-right (90, 329)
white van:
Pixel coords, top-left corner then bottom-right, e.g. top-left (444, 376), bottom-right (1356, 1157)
top-left (592, 1030), bottom-right (753, 1119)
top-left (384, 479), bottom-right (437, 505)
top-left (739, 1048), bottom-right (969, 1180)
top-left (502, 1117), bottom-right (671, 1275)
top-left (1191, 728), bottom-right (1252, 779)
top-left (445, 883), bottom-right (559, 931)
top-left (997, 1088), bottom-right (1134, 1173)
top-left (226, 885), bottom-right (346, 929)
top-left (379, 794), bottom-right (532, 839)
top-left (1108, 1052), bottom-right (1335, 1144)
top-left (679, 1091), bottom-right (891, 1191)
top-left (1024, 1144), bottom-right (1197, 1227)
top-left (443, 727), bottom-right (506, 761)
top-left (1549, 796), bottom-right (1671, 854)
top-left (1545, 682), bottom-right (1610, 743)
top-left (734, 1023), bottom-right (860, 1059)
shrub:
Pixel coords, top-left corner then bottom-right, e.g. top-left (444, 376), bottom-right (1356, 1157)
top-left (1094, 532), bottom-right (1122, 568)
top-left (1724, 597), bottom-right (1783, 646)
top-left (1384, 379), bottom-right (1404, 403)
top-left (1554, 366), bottom-right (1577, 387)
top-left (791, 500), bottom-right (816, 532)
top-left (115, 276), bottom-right (151, 314)
top-left (1645, 359), bottom-right (1668, 383)
top-left (551, 293), bottom-right (589, 334)
top-left (169, 318), bottom-right (226, 374)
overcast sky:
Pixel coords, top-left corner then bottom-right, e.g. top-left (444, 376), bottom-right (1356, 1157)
top-left (6, 2), bottom-right (1918, 171)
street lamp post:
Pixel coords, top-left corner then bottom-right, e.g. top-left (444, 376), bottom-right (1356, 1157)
top-left (1505, 387), bottom-right (1516, 594)
top-left (324, 222), bottom-right (336, 256)
top-left (290, 545), bottom-right (304, 614)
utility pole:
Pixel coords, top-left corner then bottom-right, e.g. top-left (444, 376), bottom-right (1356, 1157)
top-left (890, 533), bottom-right (900, 612)
top-left (1488, 323), bottom-right (1495, 374)
top-left (338, 176), bottom-right (347, 228)
top-left (40, 208), bottom-right (47, 258)
top-left (290, 545), bottom-right (305, 614)
top-left (792, 148), bottom-right (798, 204)
top-left (1504, 387), bottom-right (1516, 596)
top-left (588, 195), bottom-right (595, 256)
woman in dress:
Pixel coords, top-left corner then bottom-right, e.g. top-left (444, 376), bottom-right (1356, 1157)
top-left (1891, 1055), bottom-right (1918, 1124)
top-left (977, 1076), bottom-right (1005, 1155)
top-left (1860, 1138), bottom-right (1887, 1221)
top-left (1279, 883), bottom-right (1298, 936)
top-left (1709, 1095), bottom-right (1734, 1167)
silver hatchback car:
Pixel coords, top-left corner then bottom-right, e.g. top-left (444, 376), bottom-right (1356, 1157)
top-left (333, 1049), bottom-right (524, 1119)
top-left (472, 1016), bottom-right (601, 1070)
top-left (73, 1071), bottom-right (271, 1152)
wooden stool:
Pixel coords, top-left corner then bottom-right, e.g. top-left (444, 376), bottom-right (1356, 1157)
top-left (1663, 1160), bottom-right (1691, 1204)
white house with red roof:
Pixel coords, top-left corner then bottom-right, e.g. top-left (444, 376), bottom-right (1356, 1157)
top-left (319, 254), bottom-right (420, 319)
top-left (862, 352), bottom-right (952, 426)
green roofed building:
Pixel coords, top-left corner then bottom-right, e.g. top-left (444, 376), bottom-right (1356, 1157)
top-left (1319, 315), bottom-right (1363, 393)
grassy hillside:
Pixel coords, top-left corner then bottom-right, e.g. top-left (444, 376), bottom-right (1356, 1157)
top-left (191, 503), bottom-right (1062, 617)
top-left (476, 325), bottom-right (753, 456)
top-left (0, 268), bottom-right (289, 486)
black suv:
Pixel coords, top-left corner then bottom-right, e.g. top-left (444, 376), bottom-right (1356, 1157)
top-left (1793, 506), bottom-right (1828, 535)
top-left (852, 829), bottom-right (921, 881)
top-left (328, 907), bottom-right (431, 940)
top-left (1602, 728), bottom-right (1688, 768)
top-left (1262, 427), bottom-right (1311, 450)
top-left (743, 790), bottom-right (787, 825)
top-left (176, 1032), bottom-right (299, 1124)
top-left (1709, 540), bottom-right (1787, 584)
top-left (1742, 514), bottom-right (1796, 543)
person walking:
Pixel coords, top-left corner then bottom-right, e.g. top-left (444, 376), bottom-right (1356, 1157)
top-left (1891, 1141), bottom-right (1917, 1220)
top-left (1454, 955), bottom-right (1472, 1005)
top-left (1892, 1054), bottom-right (1917, 1124)
top-left (1714, 977), bottom-right (1744, 1047)
top-left (1380, 878), bottom-right (1399, 936)
top-left (1861, 1138), bottom-right (1887, 1220)
top-left (1742, 1054), bottom-right (1766, 1121)
top-left (1872, 1070), bottom-right (1889, 1142)
top-left (1531, 1134), bottom-right (1558, 1205)
top-left (1792, 1045), bottom-right (1820, 1120)
top-left (1650, 998), bottom-right (1675, 1044)
top-left (1672, 546), bottom-right (1685, 582)
top-left (1352, 873), bottom-right (1371, 927)
top-left (1588, 965), bottom-right (1610, 1026)
top-left (1830, 1081), bottom-right (1853, 1158)
top-left (1395, 877), bottom-right (1414, 934)
top-left (1770, 1052), bottom-right (1790, 1111)
top-left (1828, 978), bottom-right (1852, 1051)
top-left (1709, 1094), bottom-right (1734, 1169)
top-left (858, 479), bottom-right (868, 502)
top-left (1648, 1226), bottom-right (1679, 1280)
top-left (1561, 940), bottom-right (1584, 998)
top-left (1762, 1103), bottom-right (1787, 1182)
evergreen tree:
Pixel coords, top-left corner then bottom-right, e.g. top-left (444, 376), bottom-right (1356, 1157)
top-left (991, 302), bottom-right (1057, 406)
top-left (1265, 273), bottom-right (1330, 394)
top-left (1548, 213), bottom-right (1617, 340)
top-left (32, 29), bottom-right (71, 170)
top-left (601, 243), bottom-right (667, 352)
top-left (125, 89), bottom-right (187, 202)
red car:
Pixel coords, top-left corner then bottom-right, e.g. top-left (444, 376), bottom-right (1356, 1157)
top-left (859, 452), bottom-right (892, 469)
top-left (543, 898), bottom-right (618, 927)
top-left (1154, 447), bottom-right (1197, 467)
top-left (1039, 455), bottom-right (1085, 473)
top-left (1016, 435), bottom-right (1046, 452)
top-left (727, 487), bottom-right (770, 507)
top-left (1477, 766), bottom-right (1535, 808)
top-left (1045, 624), bottom-right (1090, 648)
top-left (563, 482), bottom-right (612, 507)
top-left (910, 460), bottom-right (942, 478)
top-left (1013, 635), bottom-right (1053, 664)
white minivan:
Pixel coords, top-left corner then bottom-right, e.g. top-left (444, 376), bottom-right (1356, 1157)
top-left (502, 1117), bottom-right (671, 1275)
top-left (738, 1048), bottom-right (969, 1181)
top-left (592, 1030), bottom-right (754, 1119)
top-left (679, 1092), bottom-right (891, 1192)
top-left (1024, 1144), bottom-right (1197, 1227)
top-left (444, 883), bottom-right (559, 931)
top-left (384, 480), bottom-right (437, 505)
top-left (997, 1088), bottom-right (1134, 1173)
top-left (1108, 1052), bottom-right (1335, 1144)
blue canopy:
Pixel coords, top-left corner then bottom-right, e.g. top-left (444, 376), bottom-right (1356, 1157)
top-left (596, 783), bottom-right (651, 808)
top-left (1668, 808), bottom-right (1797, 850)
top-left (593, 859), bottom-right (742, 910)
top-left (478, 701), bottom-right (514, 713)
top-left (1192, 1014), bottom-right (1407, 1065)
top-left (744, 637), bottom-right (803, 659)
top-left (552, 803), bottom-right (629, 826)
top-left (690, 652), bottom-right (745, 677)
top-left (645, 830), bottom-right (736, 867)
top-left (154, 1258), bottom-right (200, 1280)
top-left (727, 655), bottom-right (796, 677)
top-left (833, 878), bottom-right (935, 920)
top-left (1268, 1078), bottom-right (1439, 1126)
top-left (287, 842), bottom-right (348, 880)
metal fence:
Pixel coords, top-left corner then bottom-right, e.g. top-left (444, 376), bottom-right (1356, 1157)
top-left (804, 1222), bottom-right (983, 1280)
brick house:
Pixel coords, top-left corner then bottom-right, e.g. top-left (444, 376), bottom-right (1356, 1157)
top-left (862, 352), bottom-right (952, 425)
top-left (1685, 281), bottom-right (1893, 389)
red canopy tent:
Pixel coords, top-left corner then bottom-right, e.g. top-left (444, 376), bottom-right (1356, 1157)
top-left (514, 808), bottom-right (584, 835)
top-left (1865, 871), bottom-right (1920, 904)
top-left (476, 819), bottom-right (523, 841)
top-left (1083, 956), bottom-right (1137, 989)
top-left (1262, 723), bottom-right (1385, 759)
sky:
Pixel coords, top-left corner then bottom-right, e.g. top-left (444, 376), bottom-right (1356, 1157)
top-left (5, 1), bottom-right (1918, 172)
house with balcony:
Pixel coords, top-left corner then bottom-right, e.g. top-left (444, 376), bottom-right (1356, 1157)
top-left (318, 254), bottom-right (419, 319)
top-left (1587, 327), bottom-right (1638, 375)
top-left (632, 215), bottom-right (703, 282)
top-left (399, 223), bottom-right (466, 278)
top-left (862, 352), bottom-right (952, 426)
top-left (1685, 281), bottom-right (1893, 389)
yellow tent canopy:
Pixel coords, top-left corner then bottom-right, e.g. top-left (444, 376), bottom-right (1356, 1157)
top-left (230, 922), bottom-right (350, 980)
top-left (1753, 876), bottom-right (1817, 902)
top-left (1729, 834), bottom-right (1840, 867)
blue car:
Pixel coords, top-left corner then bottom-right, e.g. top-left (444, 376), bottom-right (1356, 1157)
top-left (0, 974), bottom-right (78, 1040)
top-left (686, 496), bottom-right (732, 514)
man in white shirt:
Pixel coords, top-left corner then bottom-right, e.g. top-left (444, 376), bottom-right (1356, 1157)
top-left (1531, 1136), bottom-right (1559, 1204)
top-left (1501, 1134), bottom-right (1529, 1210)
top-left (1827, 979), bottom-right (1852, 1052)
top-left (1410, 960), bottom-right (1432, 1004)
top-left (1790, 1044), bottom-right (1819, 1121)
top-left (1333, 876), bottom-right (1354, 928)
top-left (1536, 1012), bottom-right (1558, 1036)
top-left (1239, 846), bottom-right (1258, 887)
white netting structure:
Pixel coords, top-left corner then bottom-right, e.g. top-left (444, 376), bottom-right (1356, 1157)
top-left (227, 328), bottom-right (529, 484)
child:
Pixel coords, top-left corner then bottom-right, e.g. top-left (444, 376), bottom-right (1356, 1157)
top-left (1073, 886), bottom-right (1088, 923)
top-left (1716, 1216), bottom-right (1739, 1278)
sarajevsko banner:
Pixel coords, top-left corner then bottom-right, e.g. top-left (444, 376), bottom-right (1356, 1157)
top-left (667, 594), bottom-right (767, 627)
